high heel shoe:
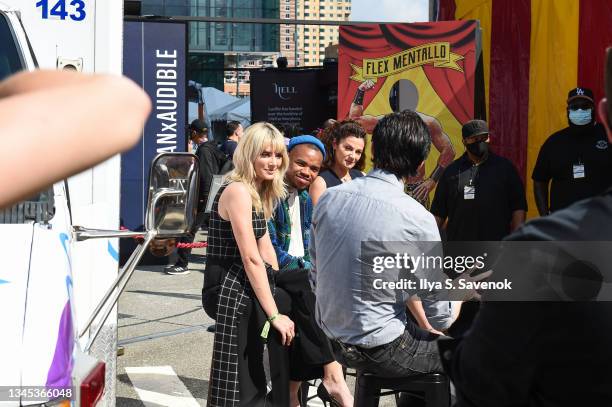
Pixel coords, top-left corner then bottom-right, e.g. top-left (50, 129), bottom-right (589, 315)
top-left (317, 383), bottom-right (341, 407)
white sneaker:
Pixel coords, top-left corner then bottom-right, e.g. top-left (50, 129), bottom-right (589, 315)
top-left (164, 265), bottom-right (190, 275)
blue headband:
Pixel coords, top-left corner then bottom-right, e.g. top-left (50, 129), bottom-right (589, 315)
top-left (287, 135), bottom-right (326, 159)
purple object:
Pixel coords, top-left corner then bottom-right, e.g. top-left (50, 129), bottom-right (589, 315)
top-left (46, 302), bottom-right (73, 389)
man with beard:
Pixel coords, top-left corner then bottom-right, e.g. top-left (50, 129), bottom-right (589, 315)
top-left (533, 87), bottom-right (612, 215)
top-left (268, 135), bottom-right (353, 407)
top-left (431, 119), bottom-right (527, 242)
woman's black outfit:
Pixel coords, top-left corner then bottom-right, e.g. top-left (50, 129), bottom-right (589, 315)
top-left (206, 183), bottom-right (289, 407)
top-left (319, 168), bottom-right (364, 188)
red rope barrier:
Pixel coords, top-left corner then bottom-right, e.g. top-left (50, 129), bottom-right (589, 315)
top-left (176, 242), bottom-right (208, 249)
top-left (120, 226), bottom-right (207, 248)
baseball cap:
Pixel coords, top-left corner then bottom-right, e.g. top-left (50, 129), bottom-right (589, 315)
top-left (567, 87), bottom-right (594, 103)
top-left (288, 135), bottom-right (326, 159)
top-left (462, 119), bottom-right (489, 138)
top-left (190, 119), bottom-right (208, 133)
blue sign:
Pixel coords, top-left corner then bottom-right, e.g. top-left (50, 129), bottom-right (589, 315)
top-left (121, 20), bottom-right (187, 231)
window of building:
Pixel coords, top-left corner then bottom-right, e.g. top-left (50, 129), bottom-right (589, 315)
top-left (320, 13), bottom-right (325, 17)
top-left (285, 13), bottom-right (290, 18)
top-left (286, 29), bottom-right (291, 34)
top-left (304, 35), bottom-right (310, 39)
top-left (285, 45), bottom-right (291, 50)
top-left (285, 5), bottom-right (290, 11)
top-left (285, 37), bottom-right (290, 42)
top-left (320, 5), bottom-right (325, 9)
top-left (305, 12), bottom-right (310, 16)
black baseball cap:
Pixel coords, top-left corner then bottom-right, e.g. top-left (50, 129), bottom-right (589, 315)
top-left (462, 119), bottom-right (489, 138)
top-left (567, 87), bottom-right (594, 103)
top-left (190, 119), bottom-right (208, 133)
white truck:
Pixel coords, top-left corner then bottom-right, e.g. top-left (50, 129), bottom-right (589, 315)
top-left (0, 2), bottom-right (198, 406)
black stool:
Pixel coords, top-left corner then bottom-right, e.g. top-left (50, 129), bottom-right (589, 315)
top-left (354, 372), bottom-right (450, 407)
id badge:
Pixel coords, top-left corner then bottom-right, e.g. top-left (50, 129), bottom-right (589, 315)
top-left (573, 164), bottom-right (585, 179)
top-left (464, 185), bottom-right (475, 200)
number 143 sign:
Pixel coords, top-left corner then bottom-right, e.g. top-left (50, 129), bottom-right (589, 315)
top-left (36, 0), bottom-right (86, 21)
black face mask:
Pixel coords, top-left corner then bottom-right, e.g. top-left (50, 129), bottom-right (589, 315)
top-left (466, 141), bottom-right (489, 158)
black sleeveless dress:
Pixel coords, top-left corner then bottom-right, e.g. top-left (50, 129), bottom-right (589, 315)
top-left (207, 183), bottom-right (275, 406)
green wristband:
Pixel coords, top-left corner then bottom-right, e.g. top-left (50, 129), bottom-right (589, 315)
top-left (260, 313), bottom-right (280, 339)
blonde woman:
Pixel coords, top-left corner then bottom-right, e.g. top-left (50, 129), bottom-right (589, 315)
top-left (207, 122), bottom-right (295, 406)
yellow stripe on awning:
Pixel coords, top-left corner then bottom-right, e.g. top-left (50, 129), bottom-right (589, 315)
top-left (526, 0), bottom-right (579, 218)
top-left (455, 0), bottom-right (492, 120)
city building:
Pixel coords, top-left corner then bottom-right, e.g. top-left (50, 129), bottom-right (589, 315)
top-left (140, 0), bottom-right (280, 91)
top-left (280, 0), bottom-right (351, 67)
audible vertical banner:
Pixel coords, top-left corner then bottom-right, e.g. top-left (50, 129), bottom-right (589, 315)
top-left (250, 69), bottom-right (327, 134)
top-left (121, 20), bottom-right (187, 231)
top-left (339, 22), bottom-right (481, 207)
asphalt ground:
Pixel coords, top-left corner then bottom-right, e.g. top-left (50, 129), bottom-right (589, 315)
top-left (116, 231), bottom-right (399, 406)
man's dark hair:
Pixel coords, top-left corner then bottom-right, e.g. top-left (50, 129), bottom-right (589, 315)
top-left (606, 47), bottom-right (612, 126)
top-left (226, 120), bottom-right (241, 137)
top-left (371, 110), bottom-right (431, 178)
top-left (277, 56), bottom-right (288, 69)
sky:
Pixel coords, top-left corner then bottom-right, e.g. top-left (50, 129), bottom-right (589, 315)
top-left (350, 0), bottom-right (430, 23)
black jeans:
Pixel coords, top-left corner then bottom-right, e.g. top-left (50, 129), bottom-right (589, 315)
top-left (332, 321), bottom-right (443, 378)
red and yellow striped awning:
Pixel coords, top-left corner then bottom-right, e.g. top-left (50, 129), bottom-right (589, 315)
top-left (437, 0), bottom-right (612, 217)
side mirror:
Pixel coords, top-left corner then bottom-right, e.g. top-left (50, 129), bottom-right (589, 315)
top-left (145, 152), bottom-right (199, 237)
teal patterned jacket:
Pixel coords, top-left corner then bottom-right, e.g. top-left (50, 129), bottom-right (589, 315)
top-left (267, 190), bottom-right (313, 271)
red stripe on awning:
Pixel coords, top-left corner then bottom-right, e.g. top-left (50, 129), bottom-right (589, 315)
top-left (488, 0), bottom-right (531, 180)
top-left (437, 0), bottom-right (457, 21)
top-left (578, 0), bottom-right (612, 107)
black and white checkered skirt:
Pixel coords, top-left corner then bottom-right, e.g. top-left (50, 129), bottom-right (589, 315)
top-left (208, 263), bottom-right (275, 406)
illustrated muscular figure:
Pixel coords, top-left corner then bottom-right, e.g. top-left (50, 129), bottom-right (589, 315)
top-left (349, 79), bottom-right (455, 207)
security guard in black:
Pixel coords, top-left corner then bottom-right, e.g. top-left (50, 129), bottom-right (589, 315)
top-left (532, 87), bottom-right (612, 214)
top-left (431, 120), bottom-right (527, 241)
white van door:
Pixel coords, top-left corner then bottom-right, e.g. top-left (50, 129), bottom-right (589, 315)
top-left (0, 224), bottom-right (35, 407)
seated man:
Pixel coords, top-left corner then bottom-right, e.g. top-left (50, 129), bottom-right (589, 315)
top-left (310, 111), bottom-right (446, 377)
top-left (268, 135), bottom-right (353, 407)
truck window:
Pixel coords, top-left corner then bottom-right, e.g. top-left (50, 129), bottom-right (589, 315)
top-left (0, 12), bottom-right (25, 81)
top-left (0, 12), bottom-right (54, 223)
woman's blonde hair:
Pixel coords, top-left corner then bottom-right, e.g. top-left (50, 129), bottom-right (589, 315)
top-left (226, 122), bottom-right (288, 218)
